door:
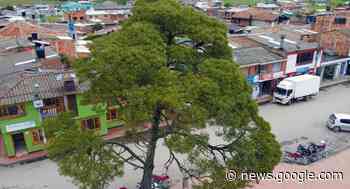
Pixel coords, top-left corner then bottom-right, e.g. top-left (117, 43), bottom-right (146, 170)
top-left (67, 95), bottom-right (78, 116)
top-left (12, 132), bottom-right (27, 155)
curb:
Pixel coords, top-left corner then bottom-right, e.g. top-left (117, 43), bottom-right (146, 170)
top-left (320, 79), bottom-right (350, 89)
top-left (0, 154), bottom-right (48, 167)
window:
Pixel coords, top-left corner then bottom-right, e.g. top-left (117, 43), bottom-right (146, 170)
top-left (334, 17), bottom-right (346, 24)
top-left (0, 104), bottom-right (25, 118)
top-left (81, 118), bottom-right (101, 130)
top-left (340, 119), bottom-right (350, 124)
top-left (44, 98), bottom-right (58, 106)
top-left (32, 129), bottom-right (45, 145)
top-left (276, 87), bottom-right (286, 95)
top-left (296, 52), bottom-right (314, 65)
top-left (107, 108), bottom-right (118, 121)
top-left (272, 62), bottom-right (281, 72)
top-left (259, 64), bottom-right (268, 73)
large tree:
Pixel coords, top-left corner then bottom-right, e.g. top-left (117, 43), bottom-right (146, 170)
top-left (45, 0), bottom-right (281, 189)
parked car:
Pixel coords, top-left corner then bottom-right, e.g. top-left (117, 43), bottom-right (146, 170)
top-left (273, 75), bottom-right (320, 105)
top-left (327, 113), bottom-right (350, 132)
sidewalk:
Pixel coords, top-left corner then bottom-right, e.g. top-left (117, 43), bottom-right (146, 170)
top-left (320, 77), bottom-right (350, 89)
top-left (0, 151), bottom-right (47, 166)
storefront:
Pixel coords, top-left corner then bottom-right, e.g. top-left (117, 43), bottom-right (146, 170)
top-left (316, 58), bottom-right (350, 81)
top-left (0, 102), bottom-right (45, 158)
top-left (0, 120), bottom-right (45, 157)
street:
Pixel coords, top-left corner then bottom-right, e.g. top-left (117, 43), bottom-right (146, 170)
top-left (260, 83), bottom-right (350, 155)
top-left (1, 83), bottom-right (350, 188)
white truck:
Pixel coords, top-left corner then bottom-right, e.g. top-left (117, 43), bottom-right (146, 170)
top-left (273, 75), bottom-right (321, 105)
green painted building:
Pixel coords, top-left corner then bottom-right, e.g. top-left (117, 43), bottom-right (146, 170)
top-left (0, 71), bottom-right (123, 158)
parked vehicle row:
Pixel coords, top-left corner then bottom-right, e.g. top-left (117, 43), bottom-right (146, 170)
top-left (327, 113), bottom-right (350, 132)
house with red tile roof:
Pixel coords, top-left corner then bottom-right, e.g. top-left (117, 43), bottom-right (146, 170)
top-left (230, 8), bottom-right (280, 27)
top-left (0, 21), bottom-right (64, 39)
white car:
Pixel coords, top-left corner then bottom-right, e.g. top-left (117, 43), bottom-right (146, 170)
top-left (327, 113), bottom-right (350, 132)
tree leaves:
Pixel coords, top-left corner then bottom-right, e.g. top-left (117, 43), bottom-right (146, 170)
top-left (51, 0), bottom-right (282, 188)
top-left (43, 114), bottom-right (124, 189)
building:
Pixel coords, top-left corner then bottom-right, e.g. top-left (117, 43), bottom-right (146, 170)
top-left (256, 3), bottom-right (280, 10)
top-left (86, 9), bottom-right (129, 24)
top-left (230, 25), bottom-right (323, 102)
top-left (0, 36), bottom-right (122, 159)
top-left (60, 1), bottom-right (92, 13)
top-left (317, 29), bottom-right (350, 81)
top-left (230, 8), bottom-right (280, 27)
top-left (0, 70), bottom-right (123, 158)
top-left (0, 21), bottom-right (64, 39)
top-left (0, 37), bottom-right (60, 76)
top-left (222, 7), bottom-right (249, 21)
top-left (89, 1), bottom-right (132, 24)
top-left (64, 10), bottom-right (87, 22)
top-left (233, 46), bottom-right (286, 101)
top-left (247, 25), bottom-right (322, 77)
top-left (311, 11), bottom-right (350, 82)
top-left (312, 11), bottom-right (350, 33)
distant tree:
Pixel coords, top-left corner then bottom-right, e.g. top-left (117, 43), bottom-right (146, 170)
top-left (4, 5), bottom-right (15, 11)
top-left (117, 0), bottom-right (129, 5)
top-left (45, 1), bottom-right (281, 189)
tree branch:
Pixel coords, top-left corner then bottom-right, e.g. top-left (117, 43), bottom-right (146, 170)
top-left (168, 149), bottom-right (201, 180)
top-left (111, 150), bottom-right (144, 170)
top-left (106, 140), bottom-right (145, 165)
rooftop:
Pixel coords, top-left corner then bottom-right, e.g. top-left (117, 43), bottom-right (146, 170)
top-left (0, 37), bottom-right (33, 51)
top-left (0, 70), bottom-right (81, 106)
top-left (0, 21), bottom-right (65, 39)
top-left (231, 8), bottom-right (280, 22)
top-left (233, 47), bottom-right (285, 67)
top-left (247, 25), bottom-right (319, 52)
top-left (0, 39), bottom-right (59, 76)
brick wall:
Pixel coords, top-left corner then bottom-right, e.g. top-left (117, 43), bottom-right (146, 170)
top-left (64, 10), bottom-right (87, 22)
top-left (320, 31), bottom-right (350, 57)
top-left (51, 39), bottom-right (76, 58)
top-left (313, 15), bottom-right (350, 33)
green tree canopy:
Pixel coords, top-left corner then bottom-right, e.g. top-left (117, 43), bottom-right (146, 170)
top-left (46, 1), bottom-right (281, 189)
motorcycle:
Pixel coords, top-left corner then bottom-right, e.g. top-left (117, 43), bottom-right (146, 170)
top-left (136, 174), bottom-right (171, 189)
top-left (283, 141), bottom-right (327, 165)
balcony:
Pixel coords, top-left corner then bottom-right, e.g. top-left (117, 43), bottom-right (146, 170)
top-left (259, 71), bottom-right (284, 81)
top-left (40, 105), bottom-right (64, 119)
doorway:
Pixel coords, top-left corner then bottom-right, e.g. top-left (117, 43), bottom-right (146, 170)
top-left (346, 62), bottom-right (350, 75)
top-left (67, 95), bottom-right (78, 116)
top-left (323, 64), bottom-right (337, 80)
top-left (12, 133), bottom-right (26, 156)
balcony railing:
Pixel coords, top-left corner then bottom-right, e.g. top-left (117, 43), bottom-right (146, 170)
top-left (40, 105), bottom-right (64, 119)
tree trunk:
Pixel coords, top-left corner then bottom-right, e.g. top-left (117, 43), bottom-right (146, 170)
top-left (139, 104), bottom-right (162, 189)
